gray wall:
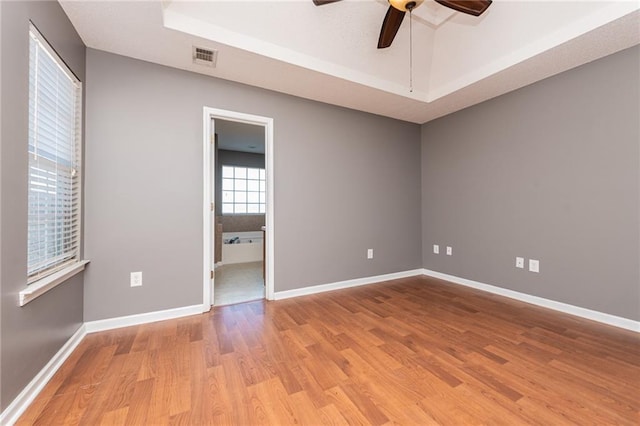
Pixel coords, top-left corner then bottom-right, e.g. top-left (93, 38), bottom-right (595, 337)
top-left (421, 45), bottom-right (640, 321)
top-left (0, 0), bottom-right (3, 409)
top-left (84, 49), bottom-right (422, 321)
top-left (0, 1), bottom-right (85, 410)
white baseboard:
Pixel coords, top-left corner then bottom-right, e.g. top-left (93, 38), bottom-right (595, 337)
top-left (0, 324), bottom-right (87, 426)
top-left (422, 269), bottom-right (640, 333)
top-left (85, 304), bottom-right (205, 333)
top-left (274, 269), bottom-right (424, 301)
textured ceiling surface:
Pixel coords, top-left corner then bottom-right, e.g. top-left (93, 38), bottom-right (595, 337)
top-left (60, 0), bottom-right (640, 123)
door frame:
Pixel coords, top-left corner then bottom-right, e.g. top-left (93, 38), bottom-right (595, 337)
top-left (202, 107), bottom-right (275, 309)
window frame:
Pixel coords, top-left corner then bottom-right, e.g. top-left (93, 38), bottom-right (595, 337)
top-left (21, 23), bottom-right (87, 305)
top-left (221, 164), bottom-right (266, 215)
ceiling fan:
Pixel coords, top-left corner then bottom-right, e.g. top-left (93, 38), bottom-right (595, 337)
top-left (312, 0), bottom-right (492, 48)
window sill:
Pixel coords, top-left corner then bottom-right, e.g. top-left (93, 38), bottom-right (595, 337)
top-left (19, 260), bottom-right (90, 306)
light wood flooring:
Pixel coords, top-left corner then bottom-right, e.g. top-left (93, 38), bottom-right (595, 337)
top-left (17, 275), bottom-right (640, 425)
top-left (214, 262), bottom-right (264, 306)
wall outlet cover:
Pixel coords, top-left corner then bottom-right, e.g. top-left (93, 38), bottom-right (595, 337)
top-left (130, 271), bottom-right (143, 287)
top-left (433, 245), bottom-right (439, 254)
top-left (529, 259), bottom-right (540, 273)
top-left (446, 246), bottom-right (452, 256)
top-left (367, 249), bottom-right (374, 259)
top-left (516, 257), bottom-right (524, 268)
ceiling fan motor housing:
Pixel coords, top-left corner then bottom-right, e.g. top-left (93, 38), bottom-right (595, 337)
top-left (389, 0), bottom-right (424, 12)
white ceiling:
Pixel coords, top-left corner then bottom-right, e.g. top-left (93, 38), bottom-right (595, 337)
top-left (60, 0), bottom-right (640, 124)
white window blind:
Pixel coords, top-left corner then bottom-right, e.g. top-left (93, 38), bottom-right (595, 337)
top-left (27, 24), bottom-right (82, 282)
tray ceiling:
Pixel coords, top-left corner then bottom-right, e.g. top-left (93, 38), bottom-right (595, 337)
top-left (60, 0), bottom-right (640, 123)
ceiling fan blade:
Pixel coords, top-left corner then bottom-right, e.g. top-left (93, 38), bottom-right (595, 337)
top-left (312, 0), bottom-right (342, 5)
top-left (434, 0), bottom-right (492, 16)
top-left (378, 6), bottom-right (406, 49)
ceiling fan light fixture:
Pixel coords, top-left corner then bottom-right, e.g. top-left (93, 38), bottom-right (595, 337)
top-left (388, 0), bottom-right (424, 12)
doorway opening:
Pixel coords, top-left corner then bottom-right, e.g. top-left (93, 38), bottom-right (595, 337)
top-left (202, 108), bottom-right (274, 308)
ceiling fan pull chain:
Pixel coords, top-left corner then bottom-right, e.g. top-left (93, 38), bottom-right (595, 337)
top-left (409, 8), bottom-right (413, 93)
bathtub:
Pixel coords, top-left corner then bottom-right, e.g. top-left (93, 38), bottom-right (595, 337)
top-left (221, 231), bottom-right (263, 265)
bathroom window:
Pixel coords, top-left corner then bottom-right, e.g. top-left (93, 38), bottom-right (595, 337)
top-left (222, 165), bottom-right (266, 214)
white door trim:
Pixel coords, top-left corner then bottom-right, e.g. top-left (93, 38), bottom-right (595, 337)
top-left (202, 107), bottom-right (275, 310)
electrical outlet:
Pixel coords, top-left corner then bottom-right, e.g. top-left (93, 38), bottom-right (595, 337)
top-left (516, 257), bottom-right (524, 268)
top-left (446, 246), bottom-right (452, 256)
top-left (130, 271), bottom-right (142, 287)
top-left (367, 249), bottom-right (374, 259)
top-left (433, 245), bottom-right (439, 254)
top-left (529, 259), bottom-right (540, 273)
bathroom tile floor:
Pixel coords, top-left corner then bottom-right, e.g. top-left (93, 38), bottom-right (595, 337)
top-left (214, 261), bottom-right (264, 306)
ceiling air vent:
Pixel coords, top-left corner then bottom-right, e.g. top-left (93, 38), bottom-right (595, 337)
top-left (192, 46), bottom-right (217, 67)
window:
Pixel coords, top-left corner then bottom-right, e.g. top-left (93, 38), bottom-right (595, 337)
top-left (222, 165), bottom-right (266, 214)
top-left (27, 24), bottom-right (82, 282)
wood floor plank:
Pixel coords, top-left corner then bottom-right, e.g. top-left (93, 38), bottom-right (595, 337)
top-left (99, 406), bottom-right (129, 426)
top-left (338, 382), bottom-right (389, 425)
top-left (54, 344), bottom-right (117, 396)
top-left (205, 365), bottom-right (232, 421)
top-left (323, 385), bottom-right (374, 425)
top-left (17, 276), bottom-right (640, 425)
top-left (218, 353), bottom-right (252, 425)
top-left (60, 382), bottom-right (98, 425)
top-left (251, 377), bottom-right (298, 425)
top-left (288, 390), bottom-right (323, 425)
top-left (146, 368), bottom-right (171, 425)
top-left (123, 378), bottom-right (154, 425)
top-left (31, 390), bottom-right (78, 426)
top-left (76, 353), bottom-right (128, 425)
top-left (317, 403), bottom-right (349, 425)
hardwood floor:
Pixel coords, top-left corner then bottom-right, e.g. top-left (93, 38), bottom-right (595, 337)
top-left (17, 276), bottom-right (640, 425)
